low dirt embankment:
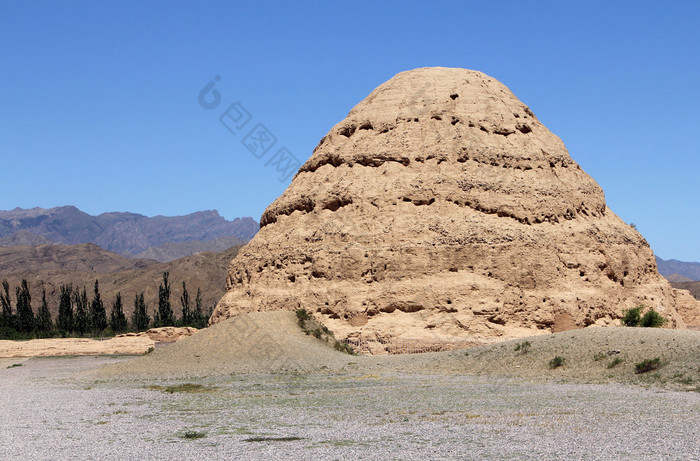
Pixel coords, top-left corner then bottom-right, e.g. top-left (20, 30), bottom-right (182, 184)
top-left (0, 327), bottom-right (197, 358)
top-left (89, 311), bottom-right (700, 391)
top-left (407, 326), bottom-right (700, 390)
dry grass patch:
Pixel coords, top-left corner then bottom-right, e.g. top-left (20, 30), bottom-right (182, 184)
top-left (147, 383), bottom-right (218, 393)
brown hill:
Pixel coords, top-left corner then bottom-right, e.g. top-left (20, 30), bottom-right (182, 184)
top-left (665, 273), bottom-right (694, 283)
top-left (672, 281), bottom-right (700, 301)
top-left (0, 244), bottom-right (241, 318)
top-left (0, 244), bottom-right (155, 274)
top-left (134, 235), bottom-right (245, 262)
top-left (212, 67), bottom-right (700, 340)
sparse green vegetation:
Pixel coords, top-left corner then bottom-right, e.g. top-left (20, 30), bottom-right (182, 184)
top-left (334, 340), bottom-right (355, 355)
top-left (296, 308), bottom-right (355, 355)
top-left (639, 309), bottom-right (667, 328)
top-left (181, 430), bottom-right (207, 439)
top-left (635, 357), bottom-right (663, 374)
top-left (607, 357), bottom-right (624, 369)
top-left (549, 356), bottom-right (565, 369)
top-left (593, 352), bottom-right (607, 362)
top-left (621, 305), bottom-right (643, 326)
top-left (243, 436), bottom-right (303, 442)
top-left (295, 308), bottom-right (353, 354)
top-left (147, 383), bottom-right (217, 393)
top-left (6, 363), bottom-right (23, 368)
top-left (295, 308), bottom-right (311, 327)
top-left (622, 305), bottom-right (667, 328)
top-left (514, 341), bottom-right (531, 354)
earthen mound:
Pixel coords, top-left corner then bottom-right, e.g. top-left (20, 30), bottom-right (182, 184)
top-left (92, 311), bottom-right (354, 378)
top-left (212, 67), bottom-right (700, 341)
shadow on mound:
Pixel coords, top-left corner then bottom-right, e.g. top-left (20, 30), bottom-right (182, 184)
top-left (90, 311), bottom-right (358, 379)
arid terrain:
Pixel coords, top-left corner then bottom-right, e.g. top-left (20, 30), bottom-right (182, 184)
top-left (2, 67), bottom-right (698, 461)
top-left (0, 243), bottom-right (242, 318)
top-left (2, 313), bottom-right (699, 460)
top-left (91, 311), bottom-right (700, 391)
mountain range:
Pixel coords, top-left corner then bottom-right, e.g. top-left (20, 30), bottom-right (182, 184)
top-left (0, 206), bottom-right (258, 258)
top-left (655, 257), bottom-right (700, 282)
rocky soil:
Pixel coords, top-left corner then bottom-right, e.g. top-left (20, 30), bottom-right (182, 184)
top-left (2, 353), bottom-right (699, 460)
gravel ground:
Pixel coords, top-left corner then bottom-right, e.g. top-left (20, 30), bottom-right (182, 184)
top-left (2, 356), bottom-right (699, 460)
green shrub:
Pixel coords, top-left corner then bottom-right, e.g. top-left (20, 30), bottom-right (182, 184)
top-left (593, 352), bottom-right (607, 362)
top-left (295, 308), bottom-right (311, 322)
top-left (549, 356), bottom-right (565, 369)
top-left (639, 309), bottom-right (667, 328)
top-left (514, 341), bottom-right (531, 354)
top-left (607, 357), bottom-right (624, 369)
top-left (635, 357), bottom-right (662, 374)
top-left (334, 340), bottom-right (355, 355)
top-left (621, 306), bottom-right (643, 326)
top-left (295, 308), bottom-right (311, 329)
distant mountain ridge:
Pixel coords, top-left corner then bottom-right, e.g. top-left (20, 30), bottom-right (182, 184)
top-left (0, 229), bottom-right (53, 246)
top-left (135, 235), bottom-right (246, 262)
top-left (0, 244), bottom-right (154, 274)
top-left (0, 206), bottom-right (258, 256)
top-left (656, 257), bottom-right (700, 282)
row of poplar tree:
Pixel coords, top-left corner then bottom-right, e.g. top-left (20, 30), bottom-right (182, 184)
top-left (0, 272), bottom-right (210, 339)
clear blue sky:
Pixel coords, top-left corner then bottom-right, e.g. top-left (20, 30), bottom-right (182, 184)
top-left (1, 1), bottom-right (698, 261)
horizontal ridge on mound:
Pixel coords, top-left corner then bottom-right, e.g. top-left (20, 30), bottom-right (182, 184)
top-left (212, 67), bottom-right (700, 342)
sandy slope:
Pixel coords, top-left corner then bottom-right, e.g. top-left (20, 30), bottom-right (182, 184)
top-left (91, 312), bottom-right (356, 378)
top-left (90, 311), bottom-right (700, 391)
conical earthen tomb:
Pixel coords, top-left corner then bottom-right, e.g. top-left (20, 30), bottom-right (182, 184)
top-left (212, 67), bottom-right (699, 342)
